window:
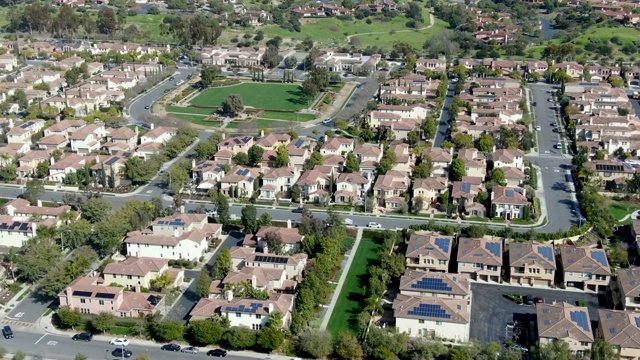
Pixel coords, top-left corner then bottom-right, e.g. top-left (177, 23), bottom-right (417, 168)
top-left (256, 314), bottom-right (261, 319)
top-left (580, 342), bottom-right (590, 347)
top-left (419, 320), bottom-right (425, 324)
top-left (439, 260), bottom-right (447, 265)
top-left (127, 275), bottom-right (133, 280)
top-left (80, 299), bottom-right (86, 304)
top-left (545, 269), bottom-right (553, 275)
top-left (528, 268), bottom-right (540, 274)
top-left (99, 300), bottom-right (105, 305)
top-left (435, 321), bottom-right (442, 325)
top-left (236, 313), bottom-right (241, 318)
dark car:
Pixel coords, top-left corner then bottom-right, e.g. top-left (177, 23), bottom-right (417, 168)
top-left (292, 207), bottom-right (304, 213)
top-left (524, 294), bottom-right (535, 305)
top-left (112, 348), bottom-right (133, 358)
top-left (72, 333), bottom-right (93, 341)
top-left (144, 105), bottom-right (151, 110)
top-left (534, 296), bottom-right (545, 304)
top-left (207, 349), bottom-right (227, 357)
top-left (2, 326), bottom-right (13, 339)
top-left (161, 344), bottom-right (181, 351)
top-left (169, 76), bottom-right (175, 81)
top-left (532, 101), bottom-right (537, 106)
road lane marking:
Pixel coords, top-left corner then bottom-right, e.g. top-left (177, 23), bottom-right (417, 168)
top-left (46, 340), bottom-right (58, 346)
top-left (35, 333), bottom-right (47, 345)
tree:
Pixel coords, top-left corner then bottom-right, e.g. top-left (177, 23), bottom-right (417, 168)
top-left (241, 205), bottom-right (258, 234)
top-left (24, 179), bottom-right (45, 205)
top-left (284, 56), bottom-right (298, 69)
top-left (75, 354), bottom-right (88, 360)
top-left (195, 141), bottom-right (218, 160)
top-left (213, 247), bottom-right (232, 279)
top-left (36, 161), bottom-right (49, 179)
top-left (97, 7), bottom-right (118, 35)
top-left (56, 305), bottom-right (82, 329)
top-left (477, 134), bottom-right (496, 152)
top-left (200, 64), bottom-right (220, 88)
top-left (223, 327), bottom-right (257, 350)
top-left (153, 321), bottom-right (185, 342)
top-left (450, 158), bottom-right (466, 181)
top-left (232, 152), bottom-right (249, 166)
top-left (258, 213), bottom-right (272, 227)
top-left (344, 153), bottom-right (360, 173)
top-left (274, 145), bottom-right (290, 168)
top-left (222, 94), bottom-right (244, 115)
top-left (407, 130), bottom-right (420, 146)
top-left (190, 320), bottom-right (224, 345)
top-left (196, 272), bottom-right (211, 299)
top-left (297, 329), bottom-right (333, 359)
top-left (124, 157), bottom-right (157, 185)
top-left (422, 116), bottom-right (438, 140)
top-left (257, 327), bottom-right (285, 352)
top-left (532, 339), bottom-right (577, 360)
top-left (609, 245), bottom-right (629, 267)
top-left (81, 197), bottom-right (113, 223)
top-left (453, 133), bottom-right (474, 149)
top-left (216, 194), bottom-right (230, 225)
top-left (335, 333), bottom-right (364, 360)
top-left (91, 312), bottom-right (115, 333)
top-left (248, 145), bottom-right (265, 167)
top-left (412, 197), bottom-right (425, 214)
top-left (303, 151), bottom-right (324, 170)
top-left (264, 231), bottom-right (285, 255)
top-left (413, 162), bottom-right (432, 179)
top-left (16, 239), bottom-right (61, 282)
top-left (491, 168), bottom-right (507, 186)
top-left (592, 339), bottom-right (618, 360)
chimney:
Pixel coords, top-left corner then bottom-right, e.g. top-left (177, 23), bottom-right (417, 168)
top-left (64, 286), bottom-right (73, 305)
top-left (37, 199), bottom-right (42, 207)
top-left (192, 159), bottom-right (196, 169)
top-left (174, 228), bottom-right (179, 237)
top-left (449, 147), bottom-right (454, 156)
top-left (180, 205), bottom-right (185, 214)
top-left (135, 284), bottom-right (141, 293)
top-left (221, 132), bottom-right (226, 140)
top-left (150, 123), bottom-right (155, 130)
top-left (31, 222), bottom-right (37, 238)
top-left (135, 126), bottom-right (139, 136)
top-left (50, 156), bottom-right (55, 165)
top-left (263, 243), bottom-right (269, 254)
top-left (96, 155), bottom-right (100, 164)
top-left (268, 303), bottom-right (274, 314)
top-left (225, 290), bottom-right (233, 301)
top-left (251, 274), bottom-right (257, 287)
top-left (287, 219), bottom-right (292, 229)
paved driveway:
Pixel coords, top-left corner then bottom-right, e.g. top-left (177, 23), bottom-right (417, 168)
top-left (470, 283), bottom-right (605, 345)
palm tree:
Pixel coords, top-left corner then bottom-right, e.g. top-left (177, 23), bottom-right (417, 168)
top-left (2, 247), bottom-right (19, 281)
top-left (363, 296), bottom-right (384, 316)
top-left (578, 166), bottom-right (596, 185)
top-left (36, 225), bottom-right (59, 242)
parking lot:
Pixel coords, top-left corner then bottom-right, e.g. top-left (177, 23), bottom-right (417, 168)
top-left (470, 282), bottom-right (606, 345)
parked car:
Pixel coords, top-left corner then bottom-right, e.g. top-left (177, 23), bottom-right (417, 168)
top-left (2, 326), bottom-right (13, 339)
top-left (322, 118), bottom-right (332, 125)
top-left (524, 294), bottom-right (535, 305)
top-left (555, 142), bottom-right (562, 149)
top-left (292, 207), bottom-right (304, 213)
top-left (509, 343), bottom-right (529, 353)
top-left (182, 347), bottom-right (199, 354)
top-left (550, 122), bottom-right (557, 127)
top-left (532, 101), bottom-right (537, 106)
top-left (169, 76), bottom-right (175, 81)
top-left (72, 333), bottom-right (93, 341)
top-left (144, 105), bottom-right (151, 110)
top-left (535, 125), bottom-right (541, 131)
top-left (110, 338), bottom-right (130, 346)
top-left (207, 349), bottom-right (228, 357)
top-left (112, 348), bottom-right (133, 358)
top-left (344, 218), bottom-right (353, 225)
top-left (534, 296), bottom-right (545, 304)
top-left (162, 344), bottom-right (181, 351)
top-left (206, 209), bottom-right (218, 217)
top-left (367, 222), bottom-right (382, 228)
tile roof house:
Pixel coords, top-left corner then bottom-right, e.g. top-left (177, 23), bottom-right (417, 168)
top-left (559, 245), bottom-right (611, 293)
top-left (451, 180), bottom-right (484, 216)
top-left (393, 294), bottom-right (470, 341)
top-left (217, 135), bottom-right (254, 155)
top-left (491, 186), bottom-right (529, 220)
top-left (191, 160), bottom-right (227, 192)
top-left (509, 242), bottom-right (556, 287)
top-left (457, 148), bottom-right (487, 178)
top-left (3, 198), bottom-right (72, 224)
top-left (210, 266), bottom-right (297, 297)
top-left (457, 237), bottom-right (502, 283)
top-left (319, 137), bottom-right (355, 156)
top-left (492, 148), bottom-right (525, 171)
top-left (139, 125), bottom-right (177, 144)
top-left (90, 151), bottom-right (133, 188)
top-left (389, 143), bottom-right (416, 175)
top-left (597, 309), bottom-right (640, 360)
top-left (102, 257), bottom-right (183, 290)
top-left (615, 268), bottom-right (640, 311)
top-left (219, 166), bottom-right (262, 198)
top-left (412, 177), bottom-right (448, 206)
top-left (44, 120), bottom-right (86, 137)
top-left (536, 302), bottom-right (594, 356)
top-left (48, 153), bottom-right (94, 183)
top-left (256, 133), bottom-right (291, 150)
top-left (335, 172), bottom-right (371, 204)
top-left (259, 167), bottom-right (301, 201)
top-left (69, 123), bottom-right (106, 154)
top-left (584, 160), bottom-right (636, 191)
top-left (0, 215), bottom-right (37, 248)
top-left (7, 119), bottom-right (45, 144)
top-left (104, 127), bottom-right (138, 153)
top-left (286, 138), bottom-right (312, 168)
top-left (373, 170), bottom-right (410, 209)
top-left (399, 270), bottom-right (471, 301)
top-left (296, 168), bottom-right (330, 202)
top-left (502, 166), bottom-right (526, 187)
top-left (322, 154), bottom-right (345, 173)
top-left (422, 147), bottom-right (453, 177)
top-left (230, 246), bottom-right (307, 281)
top-left (37, 134), bottom-right (69, 150)
top-left (353, 143), bottom-right (383, 178)
top-left (190, 293), bottom-right (295, 330)
top-left (59, 277), bottom-right (164, 317)
top-left (243, 226), bottom-right (304, 254)
top-left (405, 233), bottom-right (453, 272)
top-left (17, 149), bottom-right (53, 178)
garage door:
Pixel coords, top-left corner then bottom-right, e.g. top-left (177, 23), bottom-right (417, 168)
top-left (534, 279), bottom-right (548, 286)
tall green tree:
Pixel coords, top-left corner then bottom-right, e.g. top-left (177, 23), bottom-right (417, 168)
top-left (344, 153), bottom-right (360, 173)
top-left (216, 193), bottom-right (230, 225)
top-left (591, 339), bottom-right (618, 360)
top-left (212, 247), bottom-right (232, 280)
top-left (241, 205), bottom-right (258, 234)
top-left (248, 145), bottom-right (265, 167)
top-left (297, 329), bottom-right (333, 359)
top-left (24, 179), bottom-right (45, 205)
top-left (450, 158), bottom-right (466, 181)
top-left (190, 320), bottom-right (224, 345)
top-left (200, 65), bottom-right (220, 88)
top-left (196, 272), bottom-right (211, 299)
top-left (274, 146), bottom-right (289, 168)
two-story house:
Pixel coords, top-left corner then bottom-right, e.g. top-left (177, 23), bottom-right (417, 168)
top-left (58, 277), bottom-right (164, 317)
top-left (7, 119), bottom-right (45, 144)
top-left (373, 170), bottom-right (410, 209)
top-left (17, 150), bottom-right (53, 178)
top-left (491, 186), bottom-right (529, 220)
top-left (597, 309), bottom-right (640, 360)
top-left (389, 143), bottom-right (415, 176)
top-left (219, 166), bottom-right (262, 198)
top-left (189, 293), bottom-right (294, 330)
top-left (102, 257), bottom-right (184, 290)
top-left (296, 168), bottom-right (330, 202)
top-left (214, 135), bottom-right (254, 163)
top-left (70, 123), bottom-right (106, 154)
top-left (243, 226), bottom-right (304, 254)
top-left (319, 137), bottom-right (355, 156)
top-left (255, 133), bottom-right (290, 150)
top-left (191, 160), bottom-right (227, 192)
top-left (492, 148), bottom-right (524, 170)
top-left (405, 233), bottom-right (453, 272)
top-left (48, 153), bottom-right (94, 183)
top-left (584, 160), bottom-right (636, 191)
top-left (393, 294), bottom-right (470, 341)
top-left (537, 303), bottom-right (594, 357)
top-left (44, 120), bottom-right (87, 137)
top-left (210, 266), bottom-right (296, 297)
top-left (335, 172), bottom-right (371, 204)
top-left (509, 242), bottom-right (556, 286)
top-left (353, 143), bottom-right (382, 178)
top-left (457, 237), bottom-right (502, 283)
top-left (451, 180), bottom-right (484, 215)
top-left (400, 270), bottom-right (471, 302)
top-left (422, 147), bottom-right (453, 177)
top-left (0, 215), bottom-right (37, 248)
top-left (457, 148), bottom-right (487, 179)
top-left (3, 199), bottom-right (73, 225)
top-left (413, 177), bottom-right (448, 206)
top-left (559, 245), bottom-right (611, 293)
top-left (125, 213), bottom-right (222, 261)
top-left (286, 138), bottom-right (312, 168)
top-left (139, 125), bottom-right (177, 144)
top-left (91, 152), bottom-right (133, 188)
top-left (259, 167), bottom-right (300, 201)
top-left (615, 268), bottom-right (640, 312)
top-left (230, 246), bottom-right (307, 280)
top-left (104, 127), bottom-right (138, 153)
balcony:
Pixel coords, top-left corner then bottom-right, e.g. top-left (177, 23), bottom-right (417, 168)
top-left (513, 267), bottom-right (525, 274)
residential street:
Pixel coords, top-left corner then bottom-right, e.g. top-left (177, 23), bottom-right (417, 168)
top-left (433, 84), bottom-right (455, 147)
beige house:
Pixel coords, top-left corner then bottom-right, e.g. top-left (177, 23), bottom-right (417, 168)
top-left (230, 246), bottom-right (307, 281)
top-left (210, 266), bottom-right (297, 296)
top-left (537, 302), bottom-right (594, 357)
top-left (373, 170), bottom-right (410, 209)
top-left (413, 177), bottom-right (448, 206)
top-left (491, 186), bottom-right (529, 220)
top-left (191, 160), bottom-right (227, 192)
top-left (243, 226), bottom-right (304, 254)
top-left (102, 257), bottom-right (184, 290)
top-left (44, 120), bottom-right (87, 137)
top-left (104, 127), bottom-right (138, 153)
top-left (457, 237), bottom-right (502, 283)
top-left (296, 168), bottom-right (330, 202)
top-left (422, 147), bottom-right (453, 177)
top-left (319, 137), bottom-right (355, 156)
top-left (405, 233), bottom-right (453, 272)
top-left (509, 242), bottom-right (556, 286)
top-left (399, 270), bottom-right (471, 302)
top-left (259, 167), bottom-right (301, 201)
top-left (451, 180), bottom-right (483, 214)
top-left (217, 135), bottom-right (254, 155)
top-left (559, 245), bottom-right (611, 293)
top-left (597, 309), bottom-right (640, 360)
top-left (615, 268), bottom-right (640, 311)
top-left (492, 148), bottom-right (525, 171)
top-left (255, 133), bottom-right (291, 150)
top-left (457, 148), bottom-right (487, 178)
top-left (393, 294), bottom-right (470, 341)
top-left (584, 160), bottom-right (636, 191)
top-left (335, 172), bottom-right (371, 204)
top-left (219, 166), bottom-right (262, 198)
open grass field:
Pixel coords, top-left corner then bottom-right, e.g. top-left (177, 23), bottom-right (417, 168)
top-left (169, 113), bottom-right (221, 127)
top-left (354, 18), bottom-right (448, 50)
top-left (326, 236), bottom-right (381, 337)
top-left (609, 202), bottom-right (640, 222)
top-left (165, 106), bottom-right (217, 116)
top-left (189, 83), bottom-right (308, 111)
top-left (126, 14), bottom-right (177, 43)
top-left (259, 111), bottom-right (316, 122)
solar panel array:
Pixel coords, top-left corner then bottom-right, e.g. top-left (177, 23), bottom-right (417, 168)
top-left (408, 304), bottom-right (452, 319)
top-left (105, 157), bottom-right (120, 166)
top-left (254, 255), bottom-right (289, 264)
top-left (570, 311), bottom-right (590, 332)
top-left (95, 292), bottom-right (116, 299)
top-left (434, 238), bottom-right (450, 253)
top-left (294, 139), bottom-right (304, 148)
top-left (0, 221), bottom-right (31, 232)
top-left (591, 251), bottom-right (608, 267)
top-left (505, 189), bottom-right (515, 197)
top-left (595, 164), bottom-right (624, 172)
top-left (411, 277), bottom-right (453, 292)
top-left (461, 182), bottom-right (471, 193)
top-left (225, 303), bottom-right (264, 313)
top-left (635, 317), bottom-right (640, 328)
top-left (73, 290), bottom-right (93, 297)
top-left (485, 242), bottom-right (501, 257)
top-left (538, 246), bottom-right (554, 262)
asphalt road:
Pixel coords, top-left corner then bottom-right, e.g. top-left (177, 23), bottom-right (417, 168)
top-left (433, 84), bottom-right (455, 147)
top-left (470, 282), bottom-right (604, 345)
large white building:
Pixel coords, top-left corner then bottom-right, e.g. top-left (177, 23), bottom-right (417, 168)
top-left (0, 215), bottom-right (37, 248)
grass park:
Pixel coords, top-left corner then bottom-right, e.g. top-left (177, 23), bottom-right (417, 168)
top-left (609, 201), bottom-right (640, 222)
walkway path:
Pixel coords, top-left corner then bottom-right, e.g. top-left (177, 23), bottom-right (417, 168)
top-left (345, 13), bottom-right (436, 43)
top-left (319, 227), bottom-right (363, 331)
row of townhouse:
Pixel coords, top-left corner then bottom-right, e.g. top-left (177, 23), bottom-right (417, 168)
top-left (0, 39), bottom-right (170, 58)
top-left (0, 198), bottom-right (75, 248)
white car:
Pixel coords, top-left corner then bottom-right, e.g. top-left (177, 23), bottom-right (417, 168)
top-left (367, 222), bottom-right (382, 228)
top-left (110, 338), bottom-right (130, 346)
top-left (322, 118), bottom-right (332, 124)
top-left (555, 142), bottom-right (562, 149)
top-left (535, 125), bottom-right (541, 131)
top-left (344, 218), bottom-right (353, 225)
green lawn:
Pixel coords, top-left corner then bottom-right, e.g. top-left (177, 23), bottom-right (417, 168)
top-left (326, 237), bottom-right (381, 337)
top-left (354, 18), bottom-right (448, 50)
top-left (259, 111), bottom-right (316, 122)
top-left (189, 83), bottom-right (308, 111)
top-left (609, 202), bottom-right (640, 221)
top-left (168, 113), bottom-right (221, 127)
top-left (123, 13), bottom-right (177, 43)
top-left (165, 106), bottom-right (217, 116)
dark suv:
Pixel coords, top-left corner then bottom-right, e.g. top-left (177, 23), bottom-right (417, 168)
top-left (2, 326), bottom-right (13, 339)
top-left (112, 348), bottom-right (133, 358)
top-left (72, 333), bottom-right (93, 341)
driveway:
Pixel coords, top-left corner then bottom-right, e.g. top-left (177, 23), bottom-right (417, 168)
top-left (470, 282), bottom-right (605, 345)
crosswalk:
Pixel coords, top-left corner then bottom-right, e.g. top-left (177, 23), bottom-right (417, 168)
top-left (2, 319), bottom-right (34, 328)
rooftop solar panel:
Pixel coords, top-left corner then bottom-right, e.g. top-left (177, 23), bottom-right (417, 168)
top-left (254, 255), bottom-right (289, 264)
top-left (408, 303), bottom-right (451, 319)
top-left (591, 251), bottom-right (608, 267)
top-left (294, 139), bottom-right (304, 147)
top-left (506, 189), bottom-right (515, 197)
top-left (410, 277), bottom-right (453, 292)
top-left (105, 157), bottom-right (119, 166)
top-left (72, 290), bottom-right (93, 297)
top-left (236, 169), bottom-right (243, 175)
top-left (485, 242), bottom-right (501, 257)
top-left (461, 182), bottom-right (471, 193)
top-left (635, 317), bottom-right (640, 328)
top-left (95, 292), bottom-right (116, 299)
top-left (570, 311), bottom-right (590, 332)
top-left (538, 246), bottom-right (554, 262)
top-left (434, 238), bottom-right (450, 253)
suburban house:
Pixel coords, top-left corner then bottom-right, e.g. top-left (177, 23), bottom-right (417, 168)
top-left (502, 166), bottom-right (526, 187)
top-left (17, 150), bottom-right (53, 178)
top-left (614, 268), bottom-right (640, 312)
top-left (217, 135), bottom-right (254, 156)
top-left (259, 167), bottom-right (300, 201)
top-left (319, 137), bottom-right (355, 156)
top-left (373, 170), bottom-right (410, 209)
top-left (353, 143), bottom-right (383, 178)
top-left (393, 294), bottom-right (470, 341)
top-left (536, 302), bottom-right (594, 357)
top-left (230, 246), bottom-right (307, 280)
top-left (102, 257), bottom-right (184, 290)
top-left (492, 148), bottom-right (525, 170)
top-left (256, 133), bottom-right (291, 150)
top-left (584, 160), bottom-right (636, 191)
top-left (456, 237), bottom-right (502, 283)
top-left (286, 138), bottom-right (312, 168)
top-left (457, 148), bottom-right (487, 178)
top-left (139, 126), bottom-right (177, 144)
top-left (405, 233), bottom-right (453, 272)
top-left (91, 152), bottom-right (133, 188)
top-left (104, 127), bottom-right (138, 153)
top-left (189, 293), bottom-right (295, 330)
top-left (69, 123), bottom-right (106, 154)
top-left (7, 120), bottom-right (45, 144)
top-left (3, 198), bottom-right (72, 224)
top-left (210, 266), bottom-right (297, 296)
top-left (335, 172), bottom-right (371, 204)
top-left (48, 153), bottom-right (94, 183)
top-left (191, 160), bottom-right (227, 192)
top-left (399, 270), bottom-right (471, 302)
top-left (451, 180), bottom-right (483, 214)
top-left (0, 215), bottom-right (37, 248)
top-left (37, 134), bottom-right (69, 150)
top-left (559, 245), bottom-right (611, 293)
top-left (389, 143), bottom-right (415, 175)
top-left (509, 242), bottom-right (557, 287)
top-left (296, 168), bottom-right (330, 202)
top-left (322, 154), bottom-right (345, 173)
top-left (44, 120), bottom-right (87, 137)
top-left (597, 309), bottom-right (640, 360)
top-left (243, 225), bottom-right (304, 254)
top-left (422, 147), bottom-right (453, 177)
top-left (219, 166), bottom-right (262, 198)
top-left (491, 186), bottom-right (529, 220)
top-left (58, 276), bottom-right (164, 317)
top-left (125, 213), bottom-right (222, 261)
top-left (412, 177), bottom-right (448, 205)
